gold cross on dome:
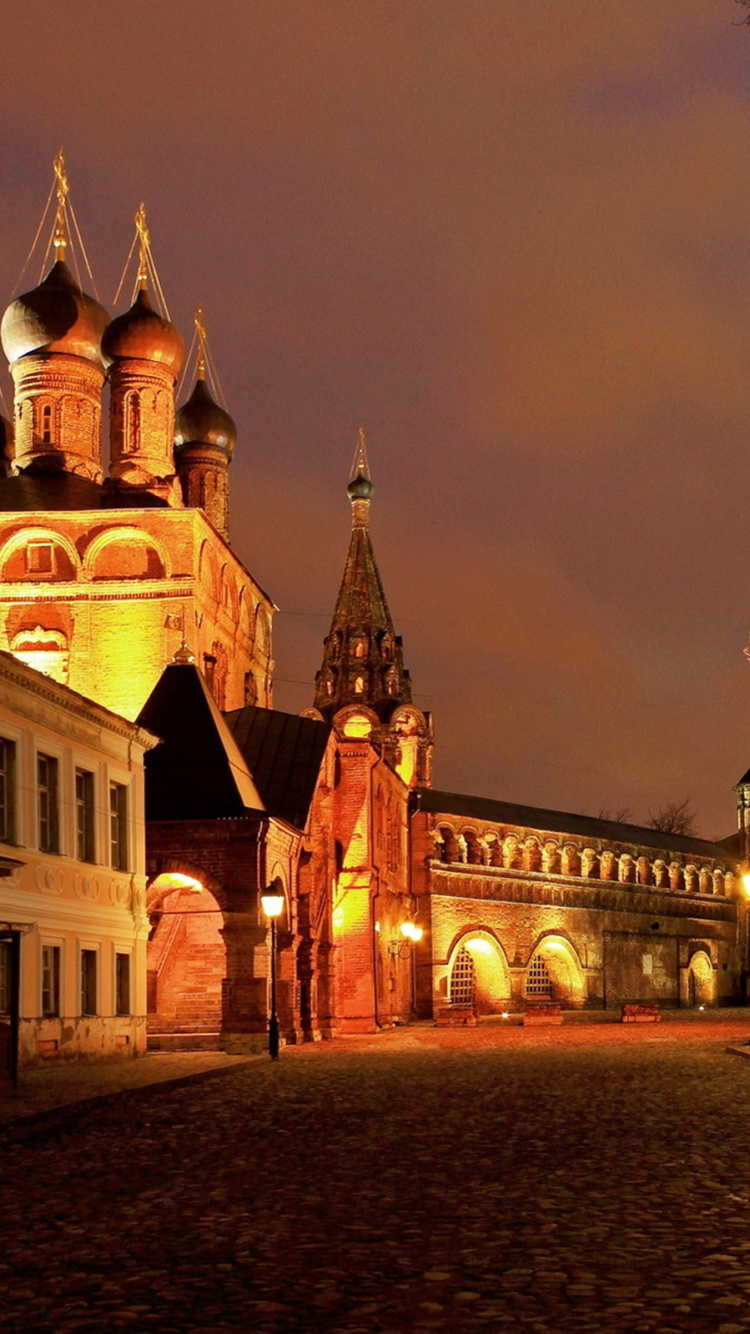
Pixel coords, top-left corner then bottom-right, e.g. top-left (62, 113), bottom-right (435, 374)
top-left (53, 149), bottom-right (69, 259)
top-left (195, 306), bottom-right (207, 378)
top-left (135, 202), bottom-right (150, 287)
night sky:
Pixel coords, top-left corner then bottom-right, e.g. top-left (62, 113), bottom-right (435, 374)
top-left (1, 1), bottom-right (749, 838)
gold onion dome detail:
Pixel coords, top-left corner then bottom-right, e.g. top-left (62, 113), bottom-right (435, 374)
top-left (101, 287), bottom-right (185, 375)
top-left (174, 375), bottom-right (236, 456)
top-left (0, 260), bottom-right (110, 367)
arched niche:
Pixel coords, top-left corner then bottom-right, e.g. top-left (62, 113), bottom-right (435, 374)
top-left (84, 527), bottom-right (169, 581)
top-left (686, 949), bottom-right (716, 1007)
top-left (525, 934), bottom-right (585, 1008)
top-left (10, 626), bottom-right (69, 684)
top-left (334, 703), bottom-right (379, 739)
top-left (0, 527), bottom-right (80, 582)
top-left (447, 930), bottom-right (511, 1014)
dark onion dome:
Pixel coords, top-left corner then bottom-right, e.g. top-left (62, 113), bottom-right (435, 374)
top-left (174, 375), bottom-right (236, 456)
top-left (101, 286), bottom-right (185, 375)
top-left (1, 260), bottom-right (110, 367)
top-left (347, 467), bottom-right (374, 502)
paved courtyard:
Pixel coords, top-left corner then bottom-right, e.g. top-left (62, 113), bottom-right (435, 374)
top-left (3, 1020), bottom-right (750, 1333)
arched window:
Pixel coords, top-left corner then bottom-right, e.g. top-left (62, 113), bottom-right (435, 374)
top-left (354, 676), bottom-right (364, 694)
top-left (525, 954), bottom-right (553, 997)
top-left (450, 945), bottom-right (475, 1006)
top-left (41, 404), bottom-right (52, 444)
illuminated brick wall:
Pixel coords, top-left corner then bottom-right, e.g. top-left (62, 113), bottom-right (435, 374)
top-left (410, 806), bottom-right (741, 1015)
top-left (0, 507), bottom-right (274, 721)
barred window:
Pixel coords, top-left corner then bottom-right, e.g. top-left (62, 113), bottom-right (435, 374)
top-left (450, 945), bottom-right (476, 1006)
top-left (526, 953), bottom-right (553, 997)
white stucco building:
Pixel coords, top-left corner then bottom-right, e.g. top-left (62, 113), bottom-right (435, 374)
top-left (0, 650), bottom-right (155, 1068)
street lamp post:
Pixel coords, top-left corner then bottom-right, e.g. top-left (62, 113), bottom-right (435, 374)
top-left (260, 881), bottom-right (285, 1060)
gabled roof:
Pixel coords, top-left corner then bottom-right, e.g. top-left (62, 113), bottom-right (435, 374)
top-left (224, 705), bottom-right (331, 829)
top-left (137, 664), bottom-right (264, 820)
top-left (413, 788), bottom-right (733, 860)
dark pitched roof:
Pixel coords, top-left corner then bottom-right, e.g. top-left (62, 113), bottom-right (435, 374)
top-left (0, 472), bottom-right (169, 511)
top-left (412, 788), bottom-right (733, 860)
top-left (224, 706), bottom-right (331, 829)
top-left (137, 664), bottom-right (263, 820)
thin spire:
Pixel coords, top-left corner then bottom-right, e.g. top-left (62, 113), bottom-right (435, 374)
top-left (347, 425), bottom-right (374, 527)
top-left (354, 425), bottom-right (369, 478)
top-left (135, 202), bottom-right (150, 290)
top-left (195, 306), bottom-right (207, 379)
top-left (52, 149), bottom-right (69, 262)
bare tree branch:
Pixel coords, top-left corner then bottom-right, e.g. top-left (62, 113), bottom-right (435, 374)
top-left (597, 806), bottom-right (632, 824)
top-left (646, 797), bottom-right (697, 838)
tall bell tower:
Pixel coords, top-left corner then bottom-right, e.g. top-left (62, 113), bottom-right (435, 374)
top-left (311, 431), bottom-right (432, 788)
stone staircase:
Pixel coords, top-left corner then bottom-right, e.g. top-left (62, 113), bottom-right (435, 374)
top-left (148, 938), bottom-right (225, 1052)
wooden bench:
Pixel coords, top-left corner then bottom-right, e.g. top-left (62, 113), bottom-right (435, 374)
top-left (621, 1003), bottom-right (661, 1023)
top-left (522, 1004), bottom-right (563, 1026)
top-left (434, 1005), bottom-right (477, 1027)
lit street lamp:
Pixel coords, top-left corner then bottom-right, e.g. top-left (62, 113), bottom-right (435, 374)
top-left (260, 880), bottom-right (285, 1060)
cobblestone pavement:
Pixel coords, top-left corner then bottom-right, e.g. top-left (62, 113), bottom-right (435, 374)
top-left (0, 1051), bottom-right (252, 1125)
top-left (3, 1021), bottom-right (750, 1333)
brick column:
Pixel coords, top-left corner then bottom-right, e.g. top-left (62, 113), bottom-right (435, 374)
top-left (220, 913), bottom-right (268, 1054)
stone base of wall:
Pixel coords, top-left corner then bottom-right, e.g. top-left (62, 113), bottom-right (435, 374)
top-left (19, 1016), bottom-right (147, 1066)
top-left (435, 1005), bottom-right (477, 1027)
top-left (522, 1005), bottom-right (563, 1025)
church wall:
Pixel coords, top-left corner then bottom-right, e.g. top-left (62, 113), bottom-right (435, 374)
top-left (370, 754), bottom-right (412, 1025)
top-left (410, 808), bottom-right (740, 1015)
top-left (0, 507), bottom-right (273, 721)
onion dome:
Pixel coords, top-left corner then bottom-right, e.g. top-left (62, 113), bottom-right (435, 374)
top-left (102, 287), bottom-right (185, 375)
top-left (174, 375), bottom-right (236, 456)
top-left (1, 260), bottom-right (110, 367)
top-left (347, 465), bottom-right (374, 502)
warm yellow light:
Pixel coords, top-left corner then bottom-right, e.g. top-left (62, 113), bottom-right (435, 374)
top-left (742, 873), bottom-right (750, 897)
top-left (465, 937), bottom-right (492, 955)
top-left (261, 885), bottom-right (285, 918)
top-left (342, 713), bottom-right (372, 738)
top-left (157, 872), bottom-right (203, 893)
top-left (401, 920), bottom-right (423, 941)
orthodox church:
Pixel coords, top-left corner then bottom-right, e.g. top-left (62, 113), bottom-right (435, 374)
top-left (0, 161), bottom-right (744, 1063)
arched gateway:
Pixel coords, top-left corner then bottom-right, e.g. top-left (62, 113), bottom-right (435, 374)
top-left (146, 872), bottom-right (226, 1047)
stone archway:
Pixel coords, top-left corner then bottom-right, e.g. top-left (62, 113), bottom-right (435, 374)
top-left (448, 931), bottom-right (511, 1014)
top-left (147, 872), bottom-right (226, 1048)
top-left (687, 950), bottom-right (716, 1007)
top-left (525, 936), bottom-right (585, 1008)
